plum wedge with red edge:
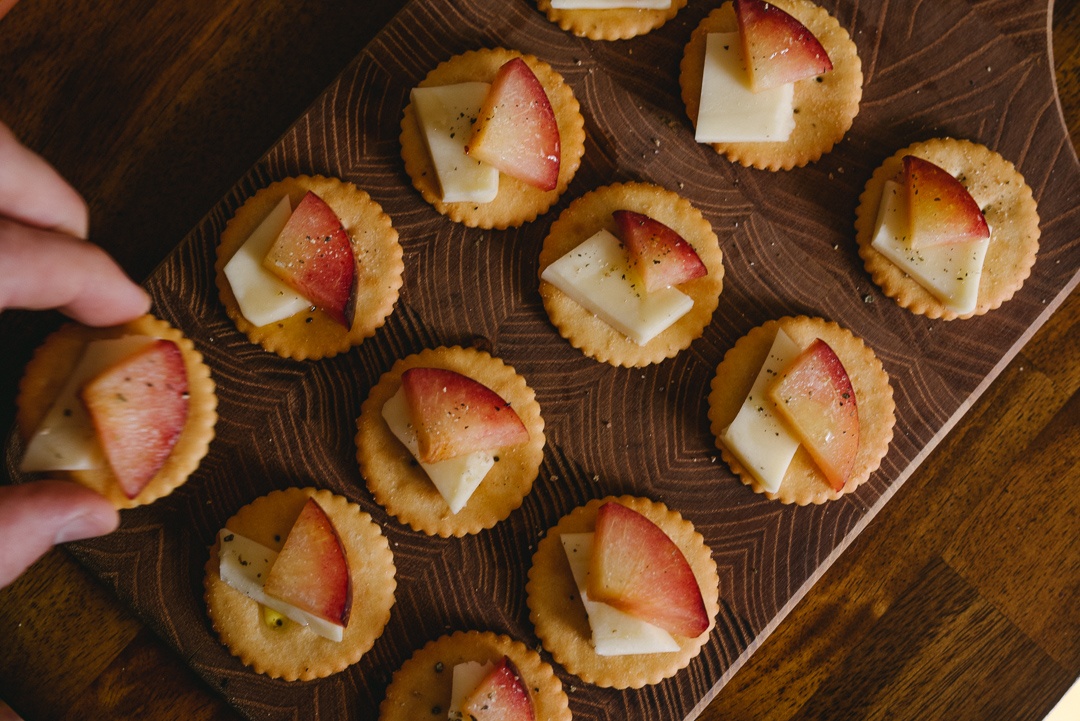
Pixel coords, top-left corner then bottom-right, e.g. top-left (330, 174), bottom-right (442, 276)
top-left (400, 367), bottom-right (529, 464)
top-left (80, 339), bottom-right (188, 499)
top-left (263, 497), bottom-right (352, 629)
top-left (262, 191), bottom-right (357, 327)
top-left (613, 209), bottom-right (708, 292)
top-left (903, 155), bottom-right (991, 249)
top-left (735, 0), bottom-right (833, 92)
top-left (587, 502), bottom-right (709, 638)
top-left (466, 57), bottom-right (560, 191)
top-left (767, 337), bottom-right (859, 491)
top-left (460, 656), bottom-right (535, 721)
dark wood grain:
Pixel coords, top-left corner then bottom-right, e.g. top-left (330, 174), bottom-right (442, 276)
top-left (0, 1), bottom-right (1077, 720)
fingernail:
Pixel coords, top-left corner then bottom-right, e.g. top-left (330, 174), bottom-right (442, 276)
top-left (54, 509), bottom-right (118, 545)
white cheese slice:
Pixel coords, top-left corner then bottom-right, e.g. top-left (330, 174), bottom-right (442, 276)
top-left (720, 328), bottom-right (802, 494)
top-left (381, 387), bottom-right (495, 514)
top-left (216, 529), bottom-right (344, 642)
top-left (20, 335), bottom-right (156, 473)
top-left (449, 660), bottom-right (493, 720)
top-left (540, 229), bottom-right (694, 346)
top-left (551, 0), bottom-right (671, 8)
top-left (695, 32), bottom-right (796, 144)
top-left (222, 195), bottom-right (311, 327)
top-left (560, 532), bottom-right (679, 656)
top-left (410, 83), bottom-right (499, 204)
top-left (870, 179), bottom-right (990, 315)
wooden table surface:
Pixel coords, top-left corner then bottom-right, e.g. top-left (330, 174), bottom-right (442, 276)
top-left (0, 1), bottom-right (1076, 719)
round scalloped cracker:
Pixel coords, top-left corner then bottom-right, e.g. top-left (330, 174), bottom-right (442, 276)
top-left (526, 495), bottom-right (720, 689)
top-left (203, 487), bottom-right (396, 681)
top-left (679, 0), bottom-right (862, 170)
top-left (708, 316), bottom-right (895, 505)
top-left (214, 175), bottom-right (403, 360)
top-left (538, 182), bottom-right (724, 367)
top-left (400, 47), bottom-right (585, 229)
top-left (15, 314), bottom-right (217, 509)
top-left (356, 346), bottom-right (545, 537)
top-left (380, 630), bottom-right (571, 721)
top-left (537, 0), bottom-right (687, 41)
top-left (855, 138), bottom-right (1040, 320)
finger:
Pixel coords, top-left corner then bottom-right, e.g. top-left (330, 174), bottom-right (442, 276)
top-left (0, 219), bottom-right (151, 325)
top-left (0, 699), bottom-right (23, 721)
top-left (0, 121), bottom-right (88, 238)
top-left (0, 480), bottom-right (119, 589)
top-left (0, 0), bottom-right (20, 23)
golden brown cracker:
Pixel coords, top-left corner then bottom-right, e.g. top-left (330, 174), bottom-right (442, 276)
top-left (538, 181), bottom-right (724, 367)
top-left (855, 138), bottom-right (1040, 319)
top-left (708, 316), bottom-right (895, 505)
top-left (400, 48), bottom-right (585, 229)
top-left (15, 314), bottom-right (217, 509)
top-left (203, 487), bottom-right (396, 681)
top-left (214, 175), bottom-right (403, 360)
top-left (526, 495), bottom-right (720, 689)
top-left (680, 0), bottom-right (862, 170)
top-left (537, 0), bottom-right (687, 41)
top-left (380, 630), bottom-right (571, 721)
top-left (356, 346), bottom-right (546, 537)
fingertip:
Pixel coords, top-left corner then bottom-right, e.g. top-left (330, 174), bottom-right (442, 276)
top-left (78, 279), bottom-right (153, 328)
top-left (58, 240), bottom-right (152, 327)
top-left (0, 481), bottom-right (120, 588)
top-left (53, 494), bottom-right (120, 544)
top-left (0, 227), bottom-right (149, 325)
top-left (0, 121), bottom-right (89, 238)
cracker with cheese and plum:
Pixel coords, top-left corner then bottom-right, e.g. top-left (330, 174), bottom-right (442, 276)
top-left (708, 316), bottom-right (895, 505)
top-left (356, 346), bottom-right (545, 537)
top-left (538, 181), bottom-right (723, 367)
top-left (204, 487), bottom-right (396, 681)
top-left (400, 47), bottom-right (585, 229)
top-left (855, 138), bottom-right (1040, 319)
top-left (537, 0), bottom-right (687, 41)
top-left (380, 631), bottom-right (571, 721)
top-left (679, 0), bottom-right (862, 170)
top-left (527, 496), bottom-right (720, 689)
top-left (214, 174), bottom-right (403, 360)
top-left (16, 314), bottom-right (217, 509)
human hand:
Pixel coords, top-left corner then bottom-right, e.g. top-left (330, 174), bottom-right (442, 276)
top-left (0, 0), bottom-right (19, 24)
top-left (0, 697), bottom-right (22, 721)
top-left (0, 120), bottom-right (151, 588)
top-left (0, 121), bottom-right (151, 323)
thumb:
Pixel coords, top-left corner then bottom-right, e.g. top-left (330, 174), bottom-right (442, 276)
top-left (0, 480), bottom-right (119, 588)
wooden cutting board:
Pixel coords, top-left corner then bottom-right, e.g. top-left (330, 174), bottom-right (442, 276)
top-left (6, 0), bottom-right (1078, 719)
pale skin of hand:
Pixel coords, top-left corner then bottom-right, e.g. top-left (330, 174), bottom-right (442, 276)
top-left (0, 120), bottom-right (151, 592)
